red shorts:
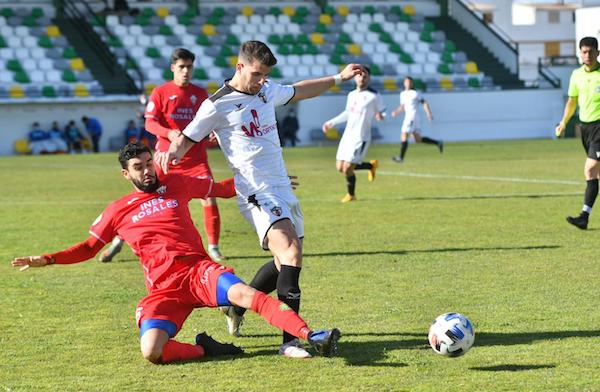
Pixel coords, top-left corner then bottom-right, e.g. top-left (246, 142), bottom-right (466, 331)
top-left (155, 139), bottom-right (213, 179)
top-left (135, 259), bottom-right (234, 336)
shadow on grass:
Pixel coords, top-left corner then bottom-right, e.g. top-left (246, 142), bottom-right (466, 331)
top-left (471, 364), bottom-right (556, 372)
top-left (222, 244), bottom-right (561, 260)
top-left (387, 193), bottom-right (580, 202)
top-left (475, 330), bottom-right (600, 347)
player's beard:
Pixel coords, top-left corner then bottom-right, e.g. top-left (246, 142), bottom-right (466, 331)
top-left (133, 175), bottom-right (160, 193)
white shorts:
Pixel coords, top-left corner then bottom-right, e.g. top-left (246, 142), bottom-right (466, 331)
top-left (336, 136), bottom-right (370, 164)
top-left (401, 115), bottom-right (420, 134)
top-left (238, 187), bottom-right (304, 250)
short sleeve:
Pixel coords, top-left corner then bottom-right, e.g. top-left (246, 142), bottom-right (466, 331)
top-left (182, 99), bottom-right (221, 142)
top-left (145, 89), bottom-right (163, 120)
top-left (89, 206), bottom-right (116, 245)
top-left (268, 81), bottom-right (295, 107)
top-left (567, 71), bottom-right (578, 98)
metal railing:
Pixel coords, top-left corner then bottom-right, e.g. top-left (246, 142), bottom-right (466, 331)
top-left (537, 57), bottom-right (561, 88)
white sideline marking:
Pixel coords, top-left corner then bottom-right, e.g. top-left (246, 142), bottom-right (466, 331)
top-left (378, 171), bottom-right (582, 186)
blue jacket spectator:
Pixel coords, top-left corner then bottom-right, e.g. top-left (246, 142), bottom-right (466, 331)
top-left (124, 120), bottom-right (140, 144)
top-left (48, 121), bottom-right (68, 153)
top-left (82, 116), bottom-right (103, 153)
top-left (65, 120), bottom-right (86, 154)
top-left (28, 122), bottom-right (51, 155)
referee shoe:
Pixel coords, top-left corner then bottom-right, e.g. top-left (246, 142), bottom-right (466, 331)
top-left (566, 213), bottom-right (588, 230)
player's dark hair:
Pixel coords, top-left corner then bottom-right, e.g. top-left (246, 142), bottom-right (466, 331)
top-left (580, 37), bottom-right (598, 50)
top-left (363, 65), bottom-right (371, 75)
top-left (239, 40), bottom-right (277, 67)
top-left (171, 47), bottom-right (195, 64)
top-left (118, 143), bottom-right (151, 169)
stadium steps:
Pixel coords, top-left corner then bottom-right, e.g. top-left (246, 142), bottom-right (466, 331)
top-left (428, 16), bottom-right (524, 89)
top-left (54, 17), bottom-right (138, 94)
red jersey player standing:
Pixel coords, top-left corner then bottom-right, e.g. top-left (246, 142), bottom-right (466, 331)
top-left (11, 143), bottom-right (340, 364)
top-left (99, 48), bottom-right (226, 263)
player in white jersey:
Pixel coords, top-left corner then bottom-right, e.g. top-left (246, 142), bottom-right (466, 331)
top-left (391, 77), bottom-right (442, 163)
top-left (157, 40), bottom-right (362, 358)
top-left (322, 66), bottom-right (385, 203)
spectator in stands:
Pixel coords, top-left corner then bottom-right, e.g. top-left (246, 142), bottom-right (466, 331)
top-left (65, 120), bottom-right (86, 154)
top-left (281, 108), bottom-right (300, 147)
top-left (391, 76), bottom-right (442, 163)
top-left (28, 122), bottom-right (51, 155)
top-left (48, 121), bottom-right (68, 154)
top-left (124, 119), bottom-right (140, 144)
top-left (82, 116), bottom-right (103, 153)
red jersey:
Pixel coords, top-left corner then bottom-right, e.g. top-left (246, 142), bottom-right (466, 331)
top-left (89, 174), bottom-right (216, 291)
top-left (146, 81), bottom-right (210, 175)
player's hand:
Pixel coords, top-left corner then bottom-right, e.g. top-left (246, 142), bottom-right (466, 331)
top-left (155, 151), bottom-right (179, 174)
top-left (208, 131), bottom-right (218, 144)
top-left (375, 112), bottom-right (384, 122)
top-left (289, 175), bottom-right (299, 189)
top-left (12, 255), bottom-right (50, 271)
top-left (167, 130), bottom-right (181, 142)
top-left (391, 110), bottom-right (399, 118)
top-left (555, 122), bottom-right (566, 137)
top-left (322, 122), bottom-right (332, 133)
top-left (339, 63), bottom-right (363, 82)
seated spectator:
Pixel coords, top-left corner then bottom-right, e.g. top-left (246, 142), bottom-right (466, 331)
top-left (65, 120), bottom-right (86, 154)
top-left (28, 122), bottom-right (51, 155)
top-left (281, 108), bottom-right (300, 147)
top-left (124, 120), bottom-right (140, 144)
top-left (47, 121), bottom-right (68, 153)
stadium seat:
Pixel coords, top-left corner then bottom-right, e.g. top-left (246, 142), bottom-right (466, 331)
top-left (70, 58), bottom-right (85, 71)
top-left (9, 84), bottom-right (24, 98)
top-left (73, 83), bottom-right (89, 97)
top-left (14, 139), bottom-right (31, 154)
top-left (465, 62), bottom-right (479, 74)
top-left (46, 25), bottom-right (60, 37)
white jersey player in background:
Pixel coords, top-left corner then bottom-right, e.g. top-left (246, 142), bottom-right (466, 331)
top-left (391, 76), bottom-right (443, 163)
top-left (157, 40), bottom-right (362, 358)
top-left (322, 66), bottom-right (385, 203)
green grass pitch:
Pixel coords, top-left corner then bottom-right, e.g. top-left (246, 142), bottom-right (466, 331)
top-left (2, 139), bottom-right (600, 391)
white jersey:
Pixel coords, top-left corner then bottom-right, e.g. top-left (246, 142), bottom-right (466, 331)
top-left (327, 88), bottom-right (384, 142)
top-left (182, 80), bottom-right (295, 197)
top-left (400, 89), bottom-right (424, 120)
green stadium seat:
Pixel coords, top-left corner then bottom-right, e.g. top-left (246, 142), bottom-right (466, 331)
top-left (323, 5), bottom-right (336, 15)
top-left (389, 43), bottom-right (403, 54)
top-left (338, 32), bottom-right (352, 44)
top-left (196, 35), bottom-right (210, 46)
top-left (214, 56), bottom-right (228, 68)
top-left (282, 34), bottom-right (295, 45)
top-left (437, 63), bottom-right (451, 74)
top-left (38, 35), bottom-right (53, 48)
top-left (178, 14), bottom-right (193, 26)
top-left (268, 34), bottom-right (281, 45)
top-left (414, 78), bottom-right (425, 90)
top-left (159, 25), bottom-right (173, 35)
top-left (442, 52), bottom-right (454, 63)
top-left (90, 15), bottom-right (105, 27)
top-left (295, 6), bottom-right (309, 17)
top-left (468, 77), bottom-right (481, 88)
top-left (163, 69), bottom-right (173, 80)
top-left (0, 36), bottom-right (6, 48)
top-left (369, 64), bottom-right (382, 76)
top-left (390, 5), bottom-right (403, 15)
top-left (315, 24), bottom-right (328, 34)
top-left (306, 44), bottom-right (319, 55)
top-left (211, 7), bottom-right (225, 18)
top-left (400, 53), bottom-right (413, 64)
top-left (290, 15), bottom-right (305, 24)
top-left (297, 34), bottom-right (310, 45)
top-left (145, 47), bottom-right (160, 58)
top-left (7, 59), bottom-right (22, 72)
top-left (31, 7), bottom-right (44, 18)
top-left (63, 47), bottom-right (77, 59)
top-left (400, 13), bottom-right (412, 23)
top-left (107, 36), bottom-right (122, 47)
top-left (141, 7), bottom-right (154, 18)
top-left (369, 23), bottom-right (383, 33)
top-left (268, 6), bottom-right (281, 16)
top-left (291, 44), bottom-right (304, 55)
top-left (206, 15), bottom-right (221, 25)
top-left (329, 53), bottom-right (343, 65)
top-left (363, 5), bottom-right (376, 15)
top-left (270, 67), bottom-right (282, 78)
top-left (183, 7), bottom-right (198, 18)
top-left (135, 15), bottom-right (150, 26)
top-left (334, 44), bottom-right (347, 54)
top-left (444, 40), bottom-right (457, 52)
top-left (420, 31), bottom-right (432, 42)
top-left (423, 21), bottom-right (435, 32)
top-left (193, 68), bottom-right (207, 79)
top-left (42, 85), bottom-right (57, 98)
top-left (14, 70), bottom-right (30, 84)
top-left (0, 8), bottom-right (14, 18)
top-left (125, 58), bottom-right (138, 69)
top-left (62, 69), bottom-right (77, 82)
top-left (379, 32), bottom-right (393, 44)
top-left (226, 34), bottom-right (240, 46)
top-left (219, 45), bottom-right (234, 56)
top-left (277, 44), bottom-right (290, 55)
top-left (23, 16), bottom-right (38, 27)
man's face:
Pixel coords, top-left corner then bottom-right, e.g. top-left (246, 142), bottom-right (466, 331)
top-left (171, 59), bottom-right (194, 86)
top-left (355, 71), bottom-right (370, 90)
top-left (580, 45), bottom-right (599, 68)
top-left (403, 78), bottom-right (413, 90)
top-left (237, 59), bottom-right (271, 95)
top-left (122, 152), bottom-right (159, 193)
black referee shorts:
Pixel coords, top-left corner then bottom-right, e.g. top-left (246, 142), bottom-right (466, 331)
top-left (581, 120), bottom-right (600, 160)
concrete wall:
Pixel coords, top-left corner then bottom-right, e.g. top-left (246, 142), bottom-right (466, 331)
top-left (0, 87), bottom-right (564, 156)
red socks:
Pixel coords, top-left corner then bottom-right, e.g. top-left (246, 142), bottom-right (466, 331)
top-left (250, 290), bottom-right (310, 341)
top-left (160, 340), bottom-right (205, 363)
top-left (203, 204), bottom-right (220, 246)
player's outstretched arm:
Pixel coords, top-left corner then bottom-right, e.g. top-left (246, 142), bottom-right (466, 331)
top-left (12, 236), bottom-right (104, 272)
top-left (12, 255), bottom-right (52, 271)
top-left (391, 104), bottom-right (404, 118)
top-left (156, 133), bottom-right (196, 173)
top-left (423, 101), bottom-right (433, 122)
top-left (555, 97), bottom-right (578, 137)
top-left (290, 63), bottom-right (363, 103)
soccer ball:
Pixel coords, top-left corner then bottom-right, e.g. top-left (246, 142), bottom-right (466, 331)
top-left (428, 312), bottom-right (475, 357)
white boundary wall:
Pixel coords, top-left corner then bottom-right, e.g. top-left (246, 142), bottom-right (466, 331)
top-left (0, 88), bottom-right (563, 156)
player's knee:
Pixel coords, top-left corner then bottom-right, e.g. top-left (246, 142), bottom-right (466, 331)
top-left (228, 283), bottom-right (255, 308)
top-left (140, 342), bottom-right (163, 364)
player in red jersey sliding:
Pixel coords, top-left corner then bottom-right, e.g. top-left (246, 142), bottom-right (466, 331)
top-left (100, 48), bottom-right (226, 263)
top-left (12, 143), bottom-right (340, 364)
